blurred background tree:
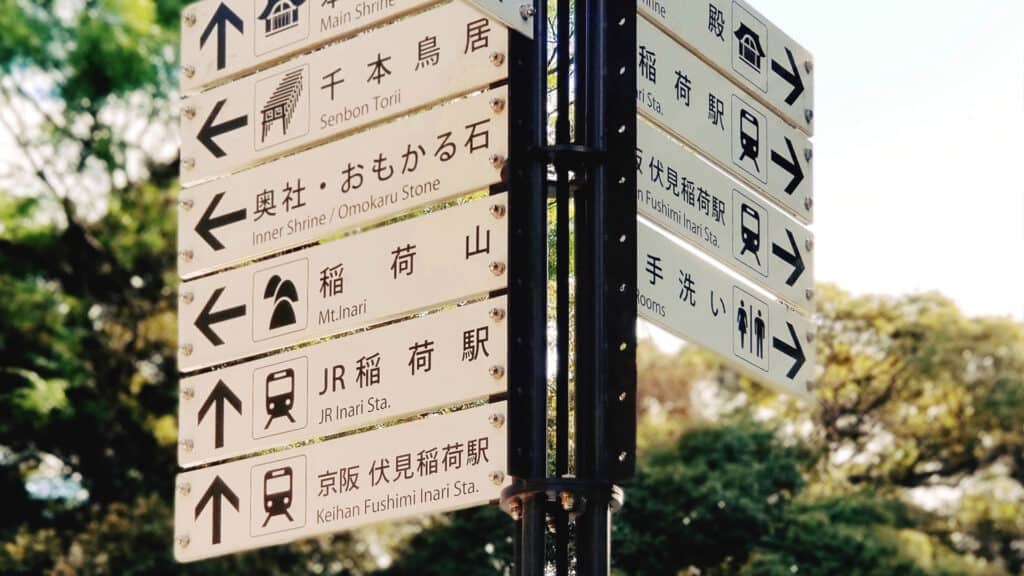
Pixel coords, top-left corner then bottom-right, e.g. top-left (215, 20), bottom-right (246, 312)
top-left (0, 0), bottom-right (1021, 575)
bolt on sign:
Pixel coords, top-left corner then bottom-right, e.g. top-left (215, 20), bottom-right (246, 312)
top-left (636, 117), bottom-right (813, 313)
top-left (178, 86), bottom-right (509, 278)
top-left (174, 401), bottom-right (509, 562)
top-left (178, 297), bottom-right (508, 467)
top-left (636, 221), bottom-right (814, 398)
top-left (638, 0), bottom-right (814, 136)
top-left (467, 0), bottom-right (535, 38)
top-left (637, 16), bottom-right (812, 225)
top-left (180, 0), bottom-right (508, 186)
top-left (178, 193), bottom-right (510, 372)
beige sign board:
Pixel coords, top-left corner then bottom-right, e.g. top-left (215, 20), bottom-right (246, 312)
top-left (174, 401), bottom-right (508, 562)
top-left (178, 193), bottom-right (509, 371)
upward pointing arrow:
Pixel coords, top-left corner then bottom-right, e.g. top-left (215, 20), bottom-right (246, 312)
top-left (194, 476), bottom-right (239, 545)
top-left (771, 47), bottom-right (805, 106)
top-left (199, 3), bottom-right (244, 71)
top-left (197, 380), bottom-right (242, 450)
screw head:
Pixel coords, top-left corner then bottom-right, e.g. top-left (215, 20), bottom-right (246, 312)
top-left (181, 291), bottom-right (195, 304)
top-left (488, 413), bottom-right (506, 429)
top-left (519, 4), bottom-right (536, 19)
top-left (489, 97), bottom-right (506, 114)
top-left (805, 237), bottom-right (814, 252)
top-left (489, 203), bottom-right (507, 219)
top-left (618, 451), bottom-right (628, 462)
top-left (489, 261), bottom-right (506, 276)
top-left (618, 391), bottom-right (628, 401)
top-left (184, 12), bottom-right (196, 27)
top-left (805, 289), bottom-right (815, 302)
top-left (489, 52), bottom-right (506, 67)
top-left (489, 307), bottom-right (506, 322)
top-left (806, 331), bottom-right (816, 343)
top-left (179, 249), bottom-right (194, 262)
top-left (488, 365), bottom-right (506, 380)
top-left (176, 535), bottom-right (191, 549)
top-left (804, 60), bottom-right (814, 74)
top-left (489, 471), bottom-right (505, 485)
top-left (181, 387), bottom-right (196, 400)
top-left (180, 343), bottom-right (194, 357)
top-left (804, 148), bottom-right (813, 163)
top-left (179, 198), bottom-right (194, 211)
top-left (182, 157), bottom-right (196, 170)
top-left (182, 105), bottom-right (196, 120)
top-left (179, 439), bottom-right (194, 453)
top-left (804, 109), bottom-right (814, 124)
top-left (182, 65), bottom-right (195, 79)
top-left (489, 154), bottom-right (506, 169)
top-left (177, 482), bottom-right (192, 496)
top-left (804, 197), bottom-right (814, 211)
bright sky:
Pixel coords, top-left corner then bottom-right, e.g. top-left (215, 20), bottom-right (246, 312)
top-left (752, 0), bottom-right (1024, 320)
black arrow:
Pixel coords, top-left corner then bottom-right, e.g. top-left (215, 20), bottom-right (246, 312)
top-left (770, 137), bottom-right (804, 195)
top-left (197, 380), bottom-right (242, 449)
top-left (198, 99), bottom-right (248, 159)
top-left (194, 287), bottom-right (246, 346)
top-left (771, 47), bottom-right (804, 106)
top-left (195, 192), bottom-right (247, 251)
top-left (771, 229), bottom-right (806, 287)
top-left (194, 475), bottom-right (239, 545)
top-left (772, 322), bottom-right (806, 380)
top-left (199, 3), bottom-right (244, 71)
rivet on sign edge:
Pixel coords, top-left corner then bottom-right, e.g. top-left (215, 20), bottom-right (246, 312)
top-left (489, 471), bottom-right (505, 486)
top-left (176, 535), bottom-right (191, 548)
top-left (184, 12), bottom-right (196, 27)
top-left (179, 199), bottom-right (194, 211)
top-left (179, 249), bottom-right (194, 262)
top-left (519, 4), bottom-right (535, 19)
top-left (182, 157), bottom-right (195, 170)
top-left (181, 387), bottom-right (196, 400)
top-left (490, 203), bottom-right (507, 219)
top-left (804, 197), bottom-right (813, 211)
top-left (489, 307), bottom-right (506, 322)
top-left (804, 60), bottom-right (813, 74)
top-left (181, 291), bottom-right (194, 304)
top-left (618, 451), bottom-right (628, 462)
top-left (489, 52), bottom-right (506, 67)
top-left (804, 109), bottom-right (814, 124)
top-left (489, 97), bottom-right (506, 114)
top-left (804, 148), bottom-right (813, 162)
top-left (806, 331), bottom-right (816, 343)
top-left (180, 344), bottom-right (194, 357)
top-left (177, 482), bottom-right (191, 496)
top-left (182, 65), bottom-right (195, 79)
top-left (488, 413), bottom-right (505, 429)
top-left (489, 261), bottom-right (506, 276)
top-left (489, 154), bottom-right (506, 170)
top-left (805, 238), bottom-right (814, 252)
top-left (805, 289), bottom-right (815, 302)
top-left (489, 365), bottom-right (506, 380)
top-left (179, 439), bottom-right (194, 453)
top-left (182, 105), bottom-right (196, 120)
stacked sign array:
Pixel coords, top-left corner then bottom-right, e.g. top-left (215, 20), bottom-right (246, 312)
top-left (635, 1), bottom-right (816, 398)
top-left (175, 0), bottom-right (527, 561)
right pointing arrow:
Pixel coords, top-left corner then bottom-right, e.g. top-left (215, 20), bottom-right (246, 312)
top-left (771, 229), bottom-right (806, 287)
top-left (197, 380), bottom-right (242, 449)
top-left (772, 322), bottom-right (806, 380)
top-left (195, 192), bottom-right (247, 251)
top-left (194, 476), bottom-right (239, 546)
top-left (771, 47), bottom-right (805, 106)
top-left (194, 287), bottom-right (246, 346)
top-left (770, 137), bottom-right (804, 195)
top-left (197, 99), bottom-right (248, 159)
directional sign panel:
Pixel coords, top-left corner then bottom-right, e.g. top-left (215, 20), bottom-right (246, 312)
top-left (179, 297), bottom-right (507, 467)
top-left (468, 0), bottom-right (534, 39)
top-left (637, 17), bottom-right (812, 224)
top-left (174, 401), bottom-right (508, 562)
top-left (178, 193), bottom-right (509, 371)
top-left (179, 86), bottom-right (508, 278)
top-left (636, 117), bottom-right (813, 313)
top-left (638, 0), bottom-right (814, 135)
top-left (180, 1), bottom-right (508, 186)
top-left (637, 221), bottom-right (814, 398)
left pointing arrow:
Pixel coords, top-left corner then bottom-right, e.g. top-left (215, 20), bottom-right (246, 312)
top-left (199, 3), bottom-right (244, 71)
top-left (197, 380), bottom-right (242, 450)
top-left (198, 99), bottom-right (248, 159)
top-left (195, 192), bottom-right (247, 251)
top-left (194, 476), bottom-right (239, 546)
top-left (194, 287), bottom-right (246, 346)
top-left (772, 322), bottom-right (806, 380)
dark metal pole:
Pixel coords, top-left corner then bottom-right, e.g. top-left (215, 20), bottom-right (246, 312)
top-left (507, 1), bottom-right (548, 574)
